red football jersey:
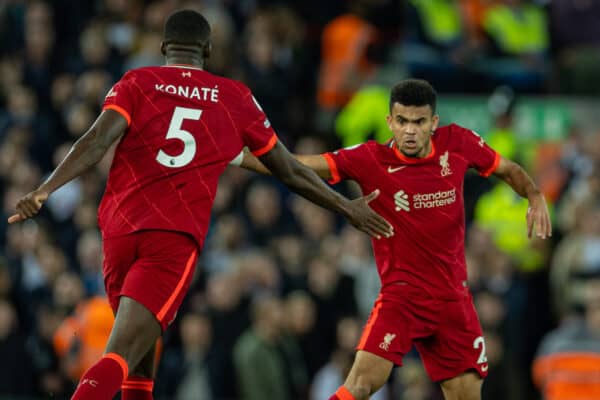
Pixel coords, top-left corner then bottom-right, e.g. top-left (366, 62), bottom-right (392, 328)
top-left (100, 65), bottom-right (277, 247)
top-left (323, 124), bottom-right (500, 299)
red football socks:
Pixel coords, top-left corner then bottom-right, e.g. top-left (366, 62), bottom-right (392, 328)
top-left (122, 376), bottom-right (154, 400)
top-left (329, 386), bottom-right (356, 400)
top-left (71, 353), bottom-right (129, 400)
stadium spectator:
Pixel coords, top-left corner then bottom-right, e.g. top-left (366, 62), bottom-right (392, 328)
top-left (155, 312), bottom-right (214, 400)
top-left (533, 279), bottom-right (600, 400)
top-left (233, 294), bottom-right (308, 400)
top-left (478, 0), bottom-right (550, 92)
top-left (550, 0), bottom-right (600, 94)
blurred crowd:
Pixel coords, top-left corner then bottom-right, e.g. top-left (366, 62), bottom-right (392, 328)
top-left (0, 0), bottom-right (599, 399)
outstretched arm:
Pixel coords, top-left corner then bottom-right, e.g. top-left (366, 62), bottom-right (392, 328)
top-left (237, 148), bottom-right (333, 180)
top-left (255, 141), bottom-right (393, 239)
top-left (493, 156), bottom-right (552, 239)
top-left (8, 110), bottom-right (127, 223)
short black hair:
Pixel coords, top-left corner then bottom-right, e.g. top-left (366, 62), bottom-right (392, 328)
top-left (163, 9), bottom-right (211, 46)
top-left (389, 79), bottom-right (437, 113)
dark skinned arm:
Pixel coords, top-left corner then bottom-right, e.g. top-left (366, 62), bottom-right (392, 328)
top-left (8, 110), bottom-right (127, 223)
top-left (237, 147), bottom-right (333, 180)
top-left (258, 141), bottom-right (393, 239)
top-left (493, 156), bottom-right (552, 239)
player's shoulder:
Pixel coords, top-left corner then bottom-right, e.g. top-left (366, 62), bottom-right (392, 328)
top-left (121, 66), bottom-right (248, 92)
top-left (224, 77), bottom-right (253, 98)
top-left (333, 140), bottom-right (388, 160)
top-left (113, 66), bottom-right (159, 86)
top-left (335, 140), bottom-right (376, 152)
top-left (435, 123), bottom-right (473, 137)
top-left (358, 139), bottom-right (391, 150)
top-left (434, 123), bottom-right (477, 145)
top-left (366, 139), bottom-right (396, 157)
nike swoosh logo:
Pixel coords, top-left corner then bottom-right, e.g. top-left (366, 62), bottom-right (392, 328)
top-left (388, 166), bottom-right (406, 173)
top-left (481, 364), bottom-right (488, 372)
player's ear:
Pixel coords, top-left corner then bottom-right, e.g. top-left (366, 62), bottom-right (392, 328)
top-left (203, 41), bottom-right (212, 59)
top-left (160, 41), bottom-right (167, 56)
top-left (431, 114), bottom-right (440, 132)
top-left (386, 114), bottom-right (393, 130)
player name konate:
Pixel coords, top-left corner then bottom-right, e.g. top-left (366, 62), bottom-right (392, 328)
top-left (154, 83), bottom-right (219, 102)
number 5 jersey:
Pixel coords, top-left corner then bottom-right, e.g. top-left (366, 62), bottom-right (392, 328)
top-left (100, 65), bottom-right (277, 248)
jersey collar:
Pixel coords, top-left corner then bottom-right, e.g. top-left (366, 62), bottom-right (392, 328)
top-left (163, 64), bottom-right (205, 70)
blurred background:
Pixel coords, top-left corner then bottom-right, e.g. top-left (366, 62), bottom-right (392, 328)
top-left (0, 0), bottom-right (599, 399)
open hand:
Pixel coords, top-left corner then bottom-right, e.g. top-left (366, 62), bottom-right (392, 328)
top-left (527, 192), bottom-right (552, 239)
top-left (7, 189), bottom-right (49, 224)
top-left (345, 189), bottom-right (394, 239)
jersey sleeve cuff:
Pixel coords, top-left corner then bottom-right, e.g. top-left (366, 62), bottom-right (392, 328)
top-left (104, 104), bottom-right (131, 126)
top-left (322, 153), bottom-right (340, 184)
top-left (479, 152), bottom-right (500, 177)
top-left (251, 134), bottom-right (278, 157)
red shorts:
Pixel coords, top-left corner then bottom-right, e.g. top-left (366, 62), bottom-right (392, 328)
top-left (357, 286), bottom-right (488, 382)
top-left (102, 230), bottom-right (198, 331)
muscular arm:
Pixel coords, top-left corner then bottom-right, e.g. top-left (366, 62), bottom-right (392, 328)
top-left (257, 141), bottom-right (392, 239)
top-left (493, 156), bottom-right (552, 239)
top-left (8, 110), bottom-right (127, 222)
top-left (239, 148), bottom-right (333, 180)
top-left (41, 110), bottom-right (126, 193)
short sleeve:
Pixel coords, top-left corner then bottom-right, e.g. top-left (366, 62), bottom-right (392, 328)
top-left (323, 143), bottom-right (368, 184)
top-left (102, 72), bottom-right (137, 126)
top-left (236, 85), bottom-right (278, 156)
top-left (456, 125), bottom-right (500, 177)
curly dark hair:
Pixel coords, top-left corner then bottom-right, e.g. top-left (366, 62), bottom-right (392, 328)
top-left (389, 79), bottom-right (437, 113)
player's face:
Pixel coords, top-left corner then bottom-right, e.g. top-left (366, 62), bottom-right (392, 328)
top-left (386, 103), bottom-right (439, 158)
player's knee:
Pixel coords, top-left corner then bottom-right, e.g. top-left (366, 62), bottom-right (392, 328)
top-left (105, 298), bottom-right (162, 368)
top-left (345, 351), bottom-right (393, 398)
top-left (344, 372), bottom-right (385, 399)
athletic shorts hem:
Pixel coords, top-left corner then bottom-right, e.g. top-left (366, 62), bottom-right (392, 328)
top-left (355, 345), bottom-right (404, 366)
top-left (430, 365), bottom-right (488, 382)
top-left (118, 292), bottom-right (170, 332)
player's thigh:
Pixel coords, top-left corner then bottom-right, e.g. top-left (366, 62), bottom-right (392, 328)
top-left (439, 371), bottom-right (482, 400)
top-left (356, 295), bottom-right (412, 367)
top-left (103, 233), bottom-right (138, 313)
top-left (345, 350), bottom-right (394, 393)
top-left (357, 292), bottom-right (438, 367)
top-left (121, 230), bottom-right (199, 331)
top-left (416, 294), bottom-right (488, 382)
top-left (106, 296), bottom-right (162, 370)
top-left (353, 293), bottom-right (434, 393)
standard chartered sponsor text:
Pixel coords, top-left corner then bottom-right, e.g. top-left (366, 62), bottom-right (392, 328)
top-left (412, 188), bottom-right (456, 209)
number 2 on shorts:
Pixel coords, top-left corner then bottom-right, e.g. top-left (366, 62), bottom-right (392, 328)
top-left (473, 336), bottom-right (488, 364)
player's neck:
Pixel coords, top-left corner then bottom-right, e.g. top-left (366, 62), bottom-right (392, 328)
top-left (165, 54), bottom-right (204, 69)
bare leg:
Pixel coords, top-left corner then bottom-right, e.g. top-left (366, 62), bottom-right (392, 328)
top-left (105, 296), bottom-right (162, 369)
top-left (71, 297), bottom-right (161, 399)
top-left (121, 341), bottom-right (157, 399)
top-left (439, 371), bottom-right (482, 400)
top-left (128, 343), bottom-right (157, 378)
top-left (343, 350), bottom-right (394, 400)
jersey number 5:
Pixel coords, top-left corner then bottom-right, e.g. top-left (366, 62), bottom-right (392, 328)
top-left (156, 106), bottom-right (201, 168)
